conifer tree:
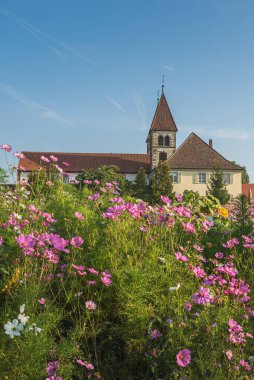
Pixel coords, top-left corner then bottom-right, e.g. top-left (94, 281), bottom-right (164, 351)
top-left (150, 160), bottom-right (173, 204)
top-left (133, 167), bottom-right (148, 200)
top-left (207, 167), bottom-right (230, 205)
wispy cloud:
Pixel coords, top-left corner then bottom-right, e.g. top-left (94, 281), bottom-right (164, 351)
top-left (134, 93), bottom-right (148, 131)
top-left (105, 96), bottom-right (126, 112)
top-left (0, 7), bottom-right (97, 64)
top-left (180, 124), bottom-right (252, 141)
top-left (0, 83), bottom-right (76, 127)
top-left (163, 65), bottom-right (174, 71)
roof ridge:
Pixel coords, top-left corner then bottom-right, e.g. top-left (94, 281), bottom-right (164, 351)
top-left (188, 133), bottom-right (243, 170)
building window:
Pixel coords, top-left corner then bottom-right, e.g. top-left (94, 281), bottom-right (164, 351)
top-left (195, 173), bottom-right (207, 184)
top-left (158, 135), bottom-right (164, 146)
top-left (63, 174), bottom-right (70, 184)
top-left (172, 172), bottom-right (180, 183)
top-left (164, 135), bottom-right (170, 146)
top-left (159, 152), bottom-right (167, 161)
top-left (223, 173), bottom-right (233, 185)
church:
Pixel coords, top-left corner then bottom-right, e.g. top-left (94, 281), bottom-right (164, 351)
top-left (18, 87), bottom-right (243, 198)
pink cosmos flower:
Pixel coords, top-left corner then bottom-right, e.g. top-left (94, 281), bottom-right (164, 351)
top-left (193, 266), bottom-right (206, 278)
top-left (161, 195), bottom-right (171, 204)
top-left (13, 152), bottom-right (25, 158)
top-left (85, 300), bottom-right (97, 310)
top-left (225, 350), bottom-right (233, 360)
top-left (101, 276), bottom-right (112, 286)
top-left (38, 298), bottom-right (46, 305)
top-left (185, 302), bottom-right (192, 312)
top-left (50, 154), bottom-right (58, 162)
top-left (175, 252), bottom-right (189, 262)
top-left (192, 286), bottom-right (212, 304)
top-left (16, 234), bottom-right (36, 248)
top-left (70, 236), bottom-right (84, 247)
top-left (76, 359), bottom-right (94, 370)
top-left (240, 360), bottom-right (251, 371)
top-left (75, 212), bottom-right (84, 221)
top-left (176, 349), bottom-right (191, 367)
top-left (88, 267), bottom-right (99, 275)
top-left (0, 144), bottom-right (11, 152)
top-left (176, 194), bottom-right (183, 202)
top-left (150, 329), bottom-right (162, 339)
top-left (40, 155), bottom-right (50, 163)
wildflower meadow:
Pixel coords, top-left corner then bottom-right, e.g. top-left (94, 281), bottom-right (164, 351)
top-left (0, 144), bottom-right (254, 380)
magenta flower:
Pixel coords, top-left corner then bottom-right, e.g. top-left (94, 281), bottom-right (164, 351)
top-left (16, 234), bottom-right (36, 248)
top-left (50, 154), bottom-right (58, 162)
top-left (0, 144), bottom-right (12, 152)
top-left (193, 266), bottom-right (206, 278)
top-left (192, 286), bottom-right (212, 304)
top-left (175, 251), bottom-right (189, 262)
top-left (40, 155), bottom-right (50, 163)
top-left (85, 300), bottom-right (97, 310)
top-left (150, 329), bottom-right (162, 339)
top-left (75, 212), bottom-right (84, 221)
top-left (101, 276), bottom-right (112, 286)
top-left (38, 298), bottom-right (46, 305)
top-left (161, 195), bottom-right (171, 204)
top-left (176, 349), bottom-right (191, 367)
top-left (70, 236), bottom-right (84, 247)
top-left (225, 350), bottom-right (233, 361)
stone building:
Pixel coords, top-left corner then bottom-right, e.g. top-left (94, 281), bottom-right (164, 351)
top-left (18, 87), bottom-right (243, 198)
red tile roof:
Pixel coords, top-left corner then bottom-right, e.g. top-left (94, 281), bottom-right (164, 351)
top-left (242, 184), bottom-right (254, 199)
top-left (148, 92), bottom-right (178, 133)
top-left (18, 152), bottom-right (151, 174)
top-left (168, 133), bottom-right (243, 171)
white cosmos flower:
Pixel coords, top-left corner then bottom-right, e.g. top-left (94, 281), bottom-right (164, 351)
top-left (18, 313), bottom-right (29, 324)
top-left (169, 283), bottom-right (181, 291)
top-left (4, 319), bottom-right (24, 339)
top-left (20, 304), bottom-right (25, 313)
top-left (27, 323), bottom-right (43, 335)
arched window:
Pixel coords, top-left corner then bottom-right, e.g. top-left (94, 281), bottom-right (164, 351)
top-left (159, 152), bottom-right (167, 162)
top-left (158, 135), bottom-right (164, 146)
top-left (165, 135), bottom-right (170, 146)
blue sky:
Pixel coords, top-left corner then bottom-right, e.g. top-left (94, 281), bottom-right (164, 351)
top-left (0, 0), bottom-right (253, 179)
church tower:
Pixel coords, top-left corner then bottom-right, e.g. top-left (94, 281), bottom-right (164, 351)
top-left (146, 85), bottom-right (178, 170)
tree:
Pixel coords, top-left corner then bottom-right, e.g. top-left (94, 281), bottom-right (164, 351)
top-left (231, 161), bottom-right (249, 184)
top-left (150, 161), bottom-right (173, 204)
top-left (0, 167), bottom-right (8, 184)
top-left (76, 165), bottom-right (132, 194)
top-left (207, 168), bottom-right (230, 205)
top-left (133, 167), bottom-right (148, 200)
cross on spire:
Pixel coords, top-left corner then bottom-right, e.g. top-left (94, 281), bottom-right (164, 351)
top-left (162, 74), bottom-right (165, 92)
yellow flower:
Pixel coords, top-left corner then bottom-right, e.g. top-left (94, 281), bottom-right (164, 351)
top-left (219, 207), bottom-right (229, 218)
top-left (1, 267), bottom-right (21, 293)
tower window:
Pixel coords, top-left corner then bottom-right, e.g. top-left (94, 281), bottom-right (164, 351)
top-left (165, 135), bottom-right (170, 146)
top-left (159, 152), bottom-right (167, 161)
top-left (158, 135), bottom-right (164, 146)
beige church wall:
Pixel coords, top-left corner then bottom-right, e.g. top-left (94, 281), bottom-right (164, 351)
top-left (173, 170), bottom-right (242, 198)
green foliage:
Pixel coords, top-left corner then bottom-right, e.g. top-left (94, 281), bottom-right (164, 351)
top-left (77, 165), bottom-right (132, 194)
top-left (150, 160), bottom-right (173, 204)
top-left (133, 167), bottom-right (148, 200)
top-left (231, 161), bottom-right (250, 184)
top-left (207, 167), bottom-right (230, 205)
top-left (0, 168), bottom-right (254, 379)
top-left (0, 167), bottom-right (8, 183)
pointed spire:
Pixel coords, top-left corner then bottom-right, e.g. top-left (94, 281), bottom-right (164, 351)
top-left (149, 88), bottom-right (178, 133)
